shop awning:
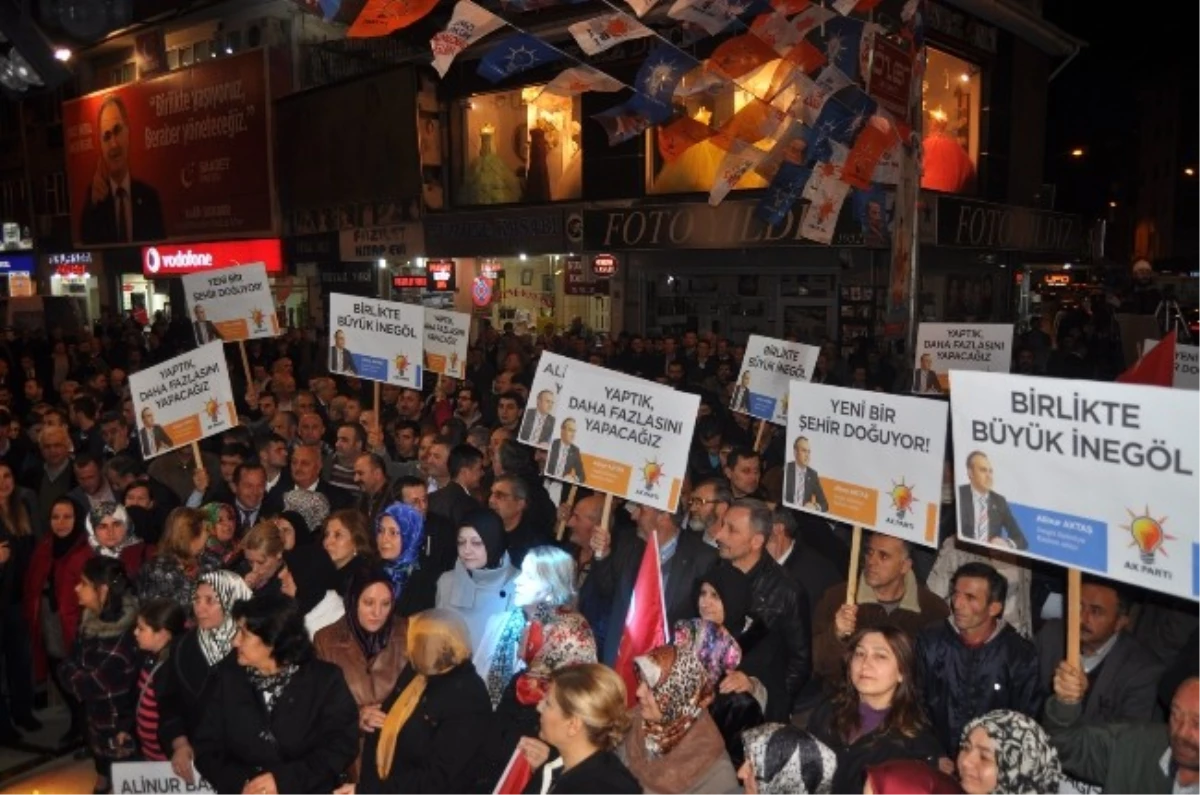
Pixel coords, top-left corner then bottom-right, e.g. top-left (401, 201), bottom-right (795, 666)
top-left (941, 0), bottom-right (1085, 58)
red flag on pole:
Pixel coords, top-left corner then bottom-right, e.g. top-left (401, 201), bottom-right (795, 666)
top-left (493, 747), bottom-right (533, 794)
top-left (1117, 335), bottom-right (1176, 387)
top-left (613, 529), bottom-right (668, 706)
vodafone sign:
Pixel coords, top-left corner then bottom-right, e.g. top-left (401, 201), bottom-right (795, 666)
top-left (141, 239), bottom-right (283, 277)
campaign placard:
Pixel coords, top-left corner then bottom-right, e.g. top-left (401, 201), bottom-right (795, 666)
top-left (731, 335), bottom-right (819, 425)
top-left (423, 308), bottom-right (470, 379)
top-left (912, 323), bottom-right (1013, 394)
top-left (783, 381), bottom-right (948, 546)
top-left (113, 761), bottom-right (214, 793)
top-left (949, 371), bottom-right (1199, 601)
top-left (129, 342), bottom-right (237, 459)
top-left (327, 293), bottom-right (423, 388)
top-left (520, 353), bottom-right (638, 451)
top-left (182, 262), bottom-right (278, 345)
top-left (1142, 339), bottom-right (1200, 390)
top-left (547, 367), bottom-right (699, 512)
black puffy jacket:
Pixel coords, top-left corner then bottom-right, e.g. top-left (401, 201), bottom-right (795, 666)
top-left (740, 554), bottom-right (812, 717)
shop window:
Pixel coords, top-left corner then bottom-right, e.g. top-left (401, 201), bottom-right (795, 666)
top-left (922, 48), bottom-right (981, 194)
top-left (108, 62), bottom-right (135, 87)
top-left (456, 86), bottom-right (583, 205)
top-left (167, 48), bottom-right (180, 70)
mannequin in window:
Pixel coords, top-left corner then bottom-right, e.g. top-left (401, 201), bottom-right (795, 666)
top-left (461, 123), bottom-right (522, 205)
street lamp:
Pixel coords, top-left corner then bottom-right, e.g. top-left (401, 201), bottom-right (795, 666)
top-left (1070, 148), bottom-right (1084, 158)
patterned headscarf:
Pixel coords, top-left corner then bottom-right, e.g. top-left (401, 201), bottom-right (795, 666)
top-left (201, 502), bottom-right (239, 566)
top-left (195, 569), bottom-right (253, 666)
top-left (633, 644), bottom-right (709, 757)
top-left (962, 710), bottom-right (1061, 794)
top-left (85, 502), bottom-right (139, 557)
top-left (282, 489), bottom-right (331, 540)
top-left (515, 609), bottom-right (596, 706)
top-left (672, 618), bottom-right (742, 689)
top-left (741, 723), bottom-right (837, 794)
top-left (375, 503), bottom-right (425, 599)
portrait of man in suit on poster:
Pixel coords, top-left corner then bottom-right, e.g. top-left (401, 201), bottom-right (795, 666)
top-left (731, 371), bottom-right (752, 413)
top-left (784, 435), bottom-right (828, 511)
top-left (913, 352), bottom-right (943, 394)
top-left (79, 95), bottom-right (166, 245)
top-left (519, 389), bottom-right (556, 445)
top-left (138, 407), bottom-right (174, 458)
top-left (958, 450), bottom-right (1028, 550)
top-left (329, 329), bottom-right (357, 375)
top-left (192, 304), bottom-right (223, 346)
top-left (546, 418), bottom-right (586, 483)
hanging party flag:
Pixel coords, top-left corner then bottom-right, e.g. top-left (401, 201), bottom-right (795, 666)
top-left (708, 32), bottom-right (780, 80)
top-left (542, 65), bottom-right (624, 96)
top-left (622, 0), bottom-right (661, 16)
top-left (852, 183), bottom-right (892, 246)
top-left (832, 84), bottom-right (879, 139)
top-left (799, 168), bottom-right (851, 243)
top-left (755, 161), bottom-right (812, 226)
top-left (657, 115), bottom-right (714, 162)
top-left (842, 114), bottom-right (899, 189)
top-left (832, 0), bottom-right (884, 14)
top-left (613, 529), bottom-right (668, 706)
top-left (756, 116), bottom-right (810, 179)
top-left (477, 33), bottom-right (564, 83)
top-left (871, 133), bottom-right (903, 184)
top-left (593, 95), bottom-right (662, 145)
top-left (809, 14), bottom-right (865, 81)
top-left (431, 0), bottom-right (506, 77)
top-left (709, 141), bottom-right (765, 206)
top-left (568, 12), bottom-right (653, 55)
top-left (635, 45), bottom-right (699, 106)
top-left (347, 0), bottom-right (438, 37)
top-left (668, 0), bottom-right (760, 37)
top-left (712, 98), bottom-right (785, 149)
top-left (802, 145), bottom-right (848, 200)
top-left (674, 64), bottom-right (729, 97)
top-left (791, 67), bottom-right (852, 126)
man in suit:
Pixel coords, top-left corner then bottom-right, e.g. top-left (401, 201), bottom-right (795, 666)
top-left (329, 329), bottom-right (357, 375)
top-left (138, 407), bottom-right (173, 458)
top-left (289, 442), bottom-right (354, 512)
top-left (428, 444), bottom-right (484, 528)
top-left (585, 500), bottom-right (718, 664)
top-left (913, 353), bottom-right (942, 394)
top-left (192, 305), bottom-right (222, 345)
top-left (545, 418), bottom-right (585, 483)
top-left (783, 436), bottom-right (828, 511)
top-left (79, 95), bottom-right (166, 244)
top-left (518, 389), bottom-right (555, 445)
top-left (958, 451), bottom-right (1027, 550)
top-left (730, 371), bottom-right (751, 413)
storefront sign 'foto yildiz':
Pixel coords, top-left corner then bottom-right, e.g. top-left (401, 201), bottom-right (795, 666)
top-left (181, 262), bottom-right (278, 346)
top-left (327, 293), bottom-right (423, 389)
top-left (912, 323), bottom-right (1014, 395)
top-left (782, 381), bottom-right (948, 547)
top-left (520, 353), bottom-right (638, 452)
top-left (950, 371), bottom-right (1199, 602)
top-left (730, 335), bottom-right (819, 426)
top-left (129, 342), bottom-right (237, 460)
top-left (544, 366), bottom-right (699, 512)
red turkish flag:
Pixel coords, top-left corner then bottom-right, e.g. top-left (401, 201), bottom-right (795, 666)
top-left (1118, 335), bottom-right (1176, 387)
top-left (493, 747), bottom-right (533, 794)
top-left (613, 530), bottom-right (668, 706)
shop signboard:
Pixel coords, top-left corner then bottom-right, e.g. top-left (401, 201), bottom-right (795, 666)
top-left (0, 253), bottom-right (35, 273)
top-left (424, 208), bottom-right (566, 257)
top-left (141, 239), bottom-right (283, 277)
top-left (934, 196), bottom-right (1083, 254)
top-left (129, 342), bottom-right (238, 460)
top-left (425, 259), bottom-right (456, 292)
top-left (339, 223), bottom-right (425, 261)
top-left (64, 50), bottom-right (274, 247)
top-left (564, 256), bottom-right (594, 296)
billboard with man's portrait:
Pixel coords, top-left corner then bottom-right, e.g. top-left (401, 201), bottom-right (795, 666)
top-left (62, 50), bottom-right (274, 248)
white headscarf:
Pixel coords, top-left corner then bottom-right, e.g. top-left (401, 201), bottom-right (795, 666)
top-left (196, 569), bottom-right (252, 666)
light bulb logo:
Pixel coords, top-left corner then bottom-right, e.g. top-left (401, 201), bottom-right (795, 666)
top-left (642, 459), bottom-right (665, 491)
top-left (394, 355), bottom-right (409, 376)
top-left (204, 398), bottom-right (219, 423)
top-left (1122, 506), bottom-right (1173, 565)
top-left (889, 479), bottom-right (917, 519)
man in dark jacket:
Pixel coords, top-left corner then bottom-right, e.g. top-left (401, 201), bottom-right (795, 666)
top-left (711, 498), bottom-right (811, 721)
top-left (915, 561), bottom-right (1044, 756)
top-left (584, 500), bottom-right (717, 665)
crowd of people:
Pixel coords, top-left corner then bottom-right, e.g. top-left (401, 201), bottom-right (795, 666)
top-left (0, 312), bottom-right (1193, 795)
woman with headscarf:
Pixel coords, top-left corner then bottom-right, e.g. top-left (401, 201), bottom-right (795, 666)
top-left (274, 512), bottom-right (307, 551)
top-left (157, 570), bottom-right (252, 785)
top-left (672, 617), bottom-right (763, 766)
top-left (315, 567), bottom-right (408, 782)
top-left (24, 496), bottom-right (90, 745)
top-left (617, 644), bottom-right (739, 794)
top-left (864, 759), bottom-right (962, 794)
top-left (738, 723), bottom-right (837, 794)
top-left (198, 503), bottom-right (239, 572)
top-left (85, 502), bottom-right (150, 582)
top-left (375, 503), bottom-right (435, 615)
top-left (193, 592), bottom-right (359, 794)
top-left (435, 509), bottom-right (517, 677)
top-left (282, 489), bottom-right (331, 546)
top-left (356, 608), bottom-right (492, 794)
top-left (278, 543), bottom-right (344, 637)
top-left (956, 710), bottom-right (1060, 795)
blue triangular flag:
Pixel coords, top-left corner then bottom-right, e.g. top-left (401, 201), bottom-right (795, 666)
top-left (477, 33), bottom-right (564, 83)
top-left (755, 162), bottom-right (811, 227)
top-left (634, 45), bottom-right (698, 107)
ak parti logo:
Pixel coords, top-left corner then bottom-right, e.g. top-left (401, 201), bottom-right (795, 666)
top-left (888, 478), bottom-right (918, 519)
top-left (394, 354), bottom-right (410, 376)
top-left (1123, 506), bottom-right (1174, 565)
top-left (641, 458), bottom-right (665, 492)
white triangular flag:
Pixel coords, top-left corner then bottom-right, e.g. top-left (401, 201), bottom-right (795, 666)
top-left (542, 66), bottom-right (623, 96)
top-left (799, 168), bottom-right (851, 244)
top-left (709, 142), bottom-right (765, 207)
top-left (791, 66), bottom-right (853, 127)
top-left (430, 0), bottom-right (505, 78)
top-left (568, 12), bottom-right (653, 56)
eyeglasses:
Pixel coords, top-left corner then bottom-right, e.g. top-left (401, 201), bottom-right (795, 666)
top-left (490, 491), bottom-right (514, 501)
top-left (101, 123), bottom-right (124, 143)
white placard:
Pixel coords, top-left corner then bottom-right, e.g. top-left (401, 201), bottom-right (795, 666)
top-left (521, 352), bottom-right (637, 451)
top-left (547, 367), bottom-right (699, 512)
top-left (112, 761), bottom-right (214, 793)
top-left (181, 263), bottom-right (279, 345)
top-left (783, 381), bottom-right (948, 547)
top-left (327, 293), bottom-right (424, 388)
top-left (731, 335), bottom-right (819, 425)
top-left (423, 308), bottom-right (471, 379)
top-left (1142, 338), bottom-right (1199, 390)
top-left (949, 371), bottom-right (1199, 601)
top-left (129, 342), bottom-right (237, 460)
top-left (912, 323), bottom-right (1014, 394)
